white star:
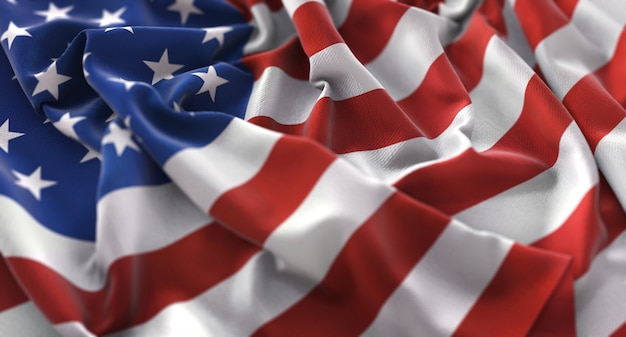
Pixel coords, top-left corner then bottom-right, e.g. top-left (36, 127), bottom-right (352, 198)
top-left (192, 66), bottom-right (228, 101)
top-left (34, 3), bottom-right (73, 22)
top-left (53, 112), bottom-right (84, 140)
top-left (93, 7), bottom-right (126, 27)
top-left (1, 22), bottom-right (31, 49)
top-left (32, 61), bottom-right (71, 100)
top-left (104, 26), bottom-right (134, 33)
top-left (109, 77), bottom-right (139, 91)
top-left (102, 123), bottom-right (140, 156)
top-left (202, 26), bottom-right (231, 45)
top-left (0, 119), bottom-right (24, 153)
top-left (80, 146), bottom-right (101, 163)
top-left (167, 0), bottom-right (203, 24)
top-left (143, 49), bottom-right (184, 85)
top-left (12, 166), bottom-right (57, 200)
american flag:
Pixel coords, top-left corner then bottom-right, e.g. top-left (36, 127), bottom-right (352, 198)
top-left (0, 0), bottom-right (625, 335)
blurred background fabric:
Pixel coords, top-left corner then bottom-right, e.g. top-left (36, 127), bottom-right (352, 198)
top-left (1, 0), bottom-right (625, 335)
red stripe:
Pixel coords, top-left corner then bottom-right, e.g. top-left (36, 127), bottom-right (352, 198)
top-left (337, 0), bottom-right (408, 64)
top-left (0, 254), bottom-right (29, 312)
top-left (594, 28), bottom-right (626, 109)
top-left (524, 264), bottom-right (576, 337)
top-left (227, 0), bottom-right (284, 21)
top-left (210, 136), bottom-right (335, 244)
top-left (252, 192), bottom-right (449, 336)
top-left (291, 2), bottom-right (344, 57)
top-left (554, 0), bottom-right (579, 19)
top-left (395, 148), bottom-right (541, 215)
top-left (610, 321), bottom-right (626, 337)
top-left (445, 14), bottom-right (495, 91)
top-left (531, 186), bottom-right (603, 278)
top-left (396, 75), bottom-right (571, 214)
top-left (453, 244), bottom-right (571, 337)
top-left (398, 53), bottom-right (471, 139)
top-left (248, 53), bottom-right (469, 146)
top-left (250, 89), bottom-right (422, 154)
top-left (241, 39), bottom-right (309, 80)
top-left (8, 223), bottom-right (259, 335)
top-left (479, 0), bottom-right (507, 38)
top-left (514, 0), bottom-right (570, 50)
top-left (562, 75), bottom-right (626, 151)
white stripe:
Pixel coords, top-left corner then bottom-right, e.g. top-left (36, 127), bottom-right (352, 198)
top-left (163, 118), bottom-right (280, 212)
top-left (327, 0), bottom-right (352, 28)
top-left (0, 183), bottom-right (212, 291)
top-left (282, 0), bottom-right (323, 17)
top-left (534, 0), bottom-right (626, 101)
top-left (109, 157), bottom-right (395, 336)
top-left (367, 8), bottom-right (455, 101)
top-left (54, 322), bottom-right (97, 337)
top-left (575, 230), bottom-right (626, 337)
top-left (455, 122), bottom-right (598, 244)
top-left (0, 195), bottom-right (94, 286)
top-left (264, 158), bottom-right (394, 281)
top-left (594, 117), bottom-right (626, 210)
top-left (105, 251), bottom-right (318, 337)
top-left (95, 183), bottom-right (213, 275)
top-left (244, 7), bottom-right (459, 125)
top-left (309, 43), bottom-right (383, 101)
top-left (243, 4), bottom-right (295, 55)
top-left (571, 0), bottom-right (624, 60)
top-left (535, 24), bottom-right (609, 99)
top-left (502, 0), bottom-right (535, 67)
top-left (244, 66), bottom-right (320, 124)
top-left (0, 302), bottom-right (59, 337)
top-left (469, 35), bottom-right (533, 152)
top-left (341, 104), bottom-right (472, 183)
top-left (243, 0), bottom-right (351, 55)
top-left (438, 0), bottom-right (480, 21)
top-left (362, 220), bottom-right (513, 337)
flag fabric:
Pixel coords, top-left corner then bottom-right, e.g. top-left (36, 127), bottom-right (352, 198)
top-left (0, 0), bottom-right (625, 335)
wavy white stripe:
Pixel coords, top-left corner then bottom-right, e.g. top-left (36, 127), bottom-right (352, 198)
top-left (243, 0), bottom-right (351, 55)
top-left (163, 118), bottom-right (280, 212)
top-left (55, 322), bottom-right (97, 337)
top-left (594, 117), bottom-right (626, 209)
top-left (534, 0), bottom-right (626, 99)
top-left (502, 0), bottom-right (535, 66)
top-left (456, 122), bottom-right (598, 244)
top-left (341, 35), bottom-right (534, 181)
top-left (94, 183), bottom-right (213, 275)
top-left (0, 195), bottom-right (94, 287)
top-left (367, 8), bottom-right (456, 101)
top-left (341, 104), bottom-right (472, 183)
top-left (244, 66), bottom-right (320, 124)
top-left (469, 35), bottom-right (533, 152)
top-left (106, 251), bottom-right (316, 337)
top-left (0, 183), bottom-right (212, 291)
top-left (0, 302), bottom-right (59, 337)
top-left (282, 0), bottom-right (323, 17)
top-left (244, 4), bottom-right (295, 55)
top-left (264, 158), bottom-right (394, 280)
top-left (309, 43), bottom-right (383, 101)
top-left (575, 230), bottom-right (626, 337)
top-left (245, 7), bottom-right (459, 124)
top-left (361, 219), bottom-right (513, 337)
top-left (108, 157), bottom-right (395, 336)
top-left (535, 24), bottom-right (608, 99)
